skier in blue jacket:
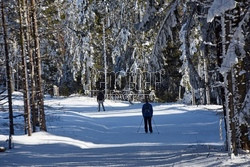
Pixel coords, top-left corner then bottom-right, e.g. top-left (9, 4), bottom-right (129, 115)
top-left (142, 97), bottom-right (153, 133)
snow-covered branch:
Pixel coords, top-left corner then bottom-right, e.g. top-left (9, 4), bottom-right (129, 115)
top-left (220, 8), bottom-right (250, 75)
top-left (207, 0), bottom-right (236, 22)
top-left (150, 0), bottom-right (178, 70)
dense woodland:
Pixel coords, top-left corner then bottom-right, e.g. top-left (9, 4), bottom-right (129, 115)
top-left (0, 0), bottom-right (249, 156)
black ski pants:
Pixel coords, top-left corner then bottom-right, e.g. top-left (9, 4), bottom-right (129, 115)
top-left (143, 116), bottom-right (153, 133)
top-left (98, 100), bottom-right (105, 111)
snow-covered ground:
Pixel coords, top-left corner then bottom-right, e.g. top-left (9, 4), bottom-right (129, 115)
top-left (0, 92), bottom-right (249, 166)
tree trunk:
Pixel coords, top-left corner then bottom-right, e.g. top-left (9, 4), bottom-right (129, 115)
top-left (224, 74), bottom-right (233, 155)
top-left (191, 87), bottom-right (196, 105)
top-left (228, 70), bottom-right (237, 155)
top-left (18, 0), bottom-right (32, 136)
top-left (240, 30), bottom-right (250, 150)
top-left (31, 0), bottom-right (47, 131)
top-left (203, 47), bottom-right (211, 105)
top-left (1, 0), bottom-right (14, 148)
top-left (221, 14), bottom-right (233, 155)
top-left (235, 60), bottom-right (250, 150)
top-left (25, 0), bottom-right (38, 132)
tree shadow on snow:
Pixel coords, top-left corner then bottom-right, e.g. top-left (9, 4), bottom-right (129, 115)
top-left (1, 143), bottom-right (234, 167)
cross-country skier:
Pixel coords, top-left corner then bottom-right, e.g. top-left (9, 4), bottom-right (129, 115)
top-left (142, 97), bottom-right (153, 133)
top-left (97, 90), bottom-right (105, 112)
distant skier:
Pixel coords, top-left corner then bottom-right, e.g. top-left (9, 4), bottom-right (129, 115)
top-left (142, 97), bottom-right (153, 133)
top-left (97, 91), bottom-right (105, 112)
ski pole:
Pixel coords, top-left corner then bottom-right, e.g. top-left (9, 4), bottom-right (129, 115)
top-left (137, 118), bottom-right (143, 133)
top-left (152, 118), bottom-right (160, 134)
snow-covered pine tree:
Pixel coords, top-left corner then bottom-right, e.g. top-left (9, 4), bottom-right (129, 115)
top-left (179, 1), bottom-right (206, 105)
top-left (134, 0), bottom-right (182, 101)
top-left (208, 0), bottom-right (250, 155)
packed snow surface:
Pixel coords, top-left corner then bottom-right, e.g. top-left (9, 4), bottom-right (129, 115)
top-left (0, 92), bottom-right (249, 166)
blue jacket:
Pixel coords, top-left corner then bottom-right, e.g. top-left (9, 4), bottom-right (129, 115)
top-left (142, 102), bottom-right (153, 117)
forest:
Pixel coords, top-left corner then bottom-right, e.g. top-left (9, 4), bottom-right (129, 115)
top-left (0, 0), bottom-right (249, 157)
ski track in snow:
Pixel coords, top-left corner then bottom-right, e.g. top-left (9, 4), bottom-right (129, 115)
top-left (0, 93), bottom-right (249, 166)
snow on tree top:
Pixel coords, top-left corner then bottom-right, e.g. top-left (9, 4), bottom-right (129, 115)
top-left (207, 0), bottom-right (236, 22)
